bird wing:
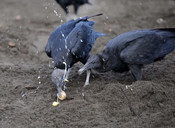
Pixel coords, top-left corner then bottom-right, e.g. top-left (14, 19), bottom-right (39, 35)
top-left (45, 13), bottom-right (104, 58)
top-left (45, 41), bottom-right (52, 58)
top-left (66, 22), bottom-right (93, 59)
top-left (67, 21), bottom-right (107, 59)
top-left (45, 28), bottom-right (66, 58)
top-left (45, 19), bottom-right (78, 58)
top-left (120, 31), bottom-right (170, 65)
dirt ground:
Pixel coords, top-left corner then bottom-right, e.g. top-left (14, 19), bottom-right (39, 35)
top-left (0, 0), bottom-right (175, 127)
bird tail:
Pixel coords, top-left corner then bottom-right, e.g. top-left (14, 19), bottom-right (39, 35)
top-left (157, 38), bottom-right (175, 58)
top-left (153, 28), bottom-right (175, 58)
top-left (154, 28), bottom-right (175, 38)
top-left (86, 13), bottom-right (103, 19)
top-left (81, 13), bottom-right (103, 21)
top-left (154, 28), bottom-right (175, 33)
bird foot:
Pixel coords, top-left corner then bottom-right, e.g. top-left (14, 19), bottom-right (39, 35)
top-left (83, 82), bottom-right (89, 87)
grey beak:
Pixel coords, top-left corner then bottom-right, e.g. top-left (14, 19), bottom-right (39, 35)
top-left (78, 63), bottom-right (90, 75)
top-left (51, 69), bottom-right (65, 96)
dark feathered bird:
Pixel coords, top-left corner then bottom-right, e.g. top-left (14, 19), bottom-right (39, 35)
top-left (55, 0), bottom-right (91, 15)
top-left (78, 28), bottom-right (175, 84)
top-left (45, 13), bottom-right (107, 100)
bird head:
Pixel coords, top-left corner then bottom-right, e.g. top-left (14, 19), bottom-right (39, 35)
top-left (51, 62), bottom-right (68, 100)
top-left (51, 68), bottom-right (65, 97)
top-left (78, 54), bottom-right (103, 75)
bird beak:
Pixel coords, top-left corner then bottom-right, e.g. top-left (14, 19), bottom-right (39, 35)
top-left (51, 68), bottom-right (65, 102)
top-left (78, 62), bottom-right (90, 75)
top-left (56, 87), bottom-right (62, 102)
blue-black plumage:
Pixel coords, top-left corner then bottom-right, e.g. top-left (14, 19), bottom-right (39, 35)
top-left (79, 28), bottom-right (175, 83)
top-left (45, 13), bottom-right (107, 99)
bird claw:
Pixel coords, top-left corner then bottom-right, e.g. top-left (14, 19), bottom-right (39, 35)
top-left (83, 82), bottom-right (89, 87)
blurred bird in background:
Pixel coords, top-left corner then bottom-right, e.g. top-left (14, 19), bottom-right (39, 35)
top-left (55, 0), bottom-right (91, 20)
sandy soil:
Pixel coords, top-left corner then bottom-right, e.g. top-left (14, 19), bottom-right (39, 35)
top-left (0, 0), bottom-right (175, 127)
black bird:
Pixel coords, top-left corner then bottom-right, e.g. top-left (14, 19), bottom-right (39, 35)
top-left (78, 28), bottom-right (175, 84)
top-left (45, 13), bottom-right (107, 99)
top-left (55, 0), bottom-right (91, 15)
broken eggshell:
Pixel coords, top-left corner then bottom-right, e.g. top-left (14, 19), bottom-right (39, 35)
top-left (58, 90), bottom-right (66, 100)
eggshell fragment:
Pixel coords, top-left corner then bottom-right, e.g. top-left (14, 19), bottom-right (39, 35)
top-left (58, 90), bottom-right (66, 100)
top-left (52, 101), bottom-right (59, 106)
top-left (8, 42), bottom-right (16, 47)
top-left (108, 28), bottom-right (112, 32)
top-left (15, 15), bottom-right (22, 20)
top-left (25, 84), bottom-right (37, 89)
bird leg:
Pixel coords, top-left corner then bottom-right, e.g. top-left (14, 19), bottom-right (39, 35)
top-left (83, 70), bottom-right (91, 87)
top-left (65, 68), bottom-right (71, 81)
top-left (63, 62), bottom-right (67, 79)
top-left (63, 62), bottom-right (68, 90)
top-left (57, 92), bottom-right (60, 102)
top-left (128, 64), bottom-right (142, 81)
top-left (74, 3), bottom-right (79, 15)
